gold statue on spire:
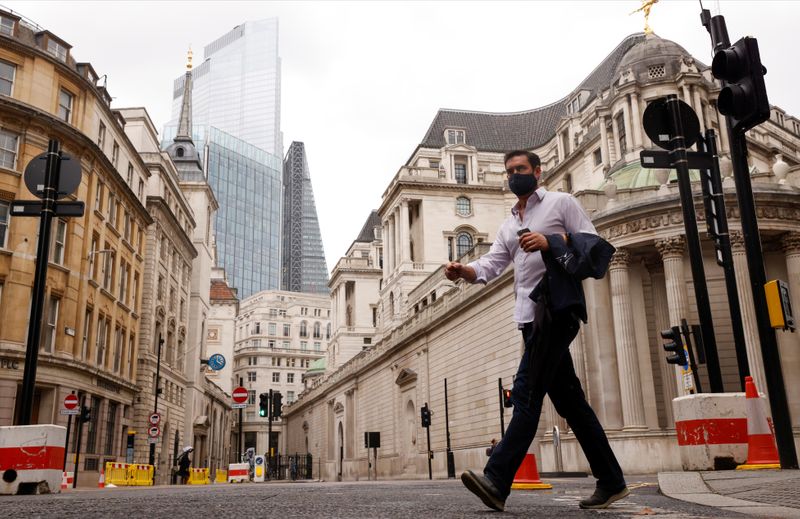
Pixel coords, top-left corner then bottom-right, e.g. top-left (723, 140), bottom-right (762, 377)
top-left (186, 47), bottom-right (193, 70)
top-left (630, 0), bottom-right (659, 35)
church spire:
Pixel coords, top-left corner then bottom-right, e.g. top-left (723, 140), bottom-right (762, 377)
top-left (175, 47), bottom-right (194, 143)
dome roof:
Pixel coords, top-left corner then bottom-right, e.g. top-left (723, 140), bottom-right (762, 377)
top-left (615, 34), bottom-right (700, 84)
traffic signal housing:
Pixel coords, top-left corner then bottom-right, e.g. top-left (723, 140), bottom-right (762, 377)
top-left (272, 391), bottom-right (283, 419)
top-left (80, 405), bottom-right (91, 423)
top-left (502, 388), bottom-right (513, 408)
top-left (661, 326), bottom-right (688, 367)
top-left (259, 392), bottom-right (269, 418)
top-left (711, 36), bottom-right (770, 133)
top-left (420, 403), bottom-right (431, 428)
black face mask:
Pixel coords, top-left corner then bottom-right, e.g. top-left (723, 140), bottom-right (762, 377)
top-left (508, 173), bottom-right (537, 197)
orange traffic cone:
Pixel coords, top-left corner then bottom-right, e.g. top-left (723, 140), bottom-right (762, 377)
top-left (98, 467), bottom-right (105, 488)
top-left (737, 376), bottom-right (781, 470)
top-left (511, 453), bottom-right (552, 490)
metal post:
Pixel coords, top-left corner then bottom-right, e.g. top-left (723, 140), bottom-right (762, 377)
top-left (698, 130), bottom-right (749, 390)
top-left (238, 376), bottom-right (243, 462)
top-left (268, 388), bottom-right (273, 477)
top-left (552, 426), bottom-right (563, 473)
top-left (149, 334), bottom-right (163, 476)
top-left (62, 413), bottom-right (72, 474)
top-left (17, 139), bottom-right (61, 425)
top-left (72, 395), bottom-right (85, 488)
top-left (665, 95), bottom-right (724, 392)
top-left (681, 319), bottom-right (704, 394)
top-left (426, 413), bottom-right (432, 480)
top-left (497, 378), bottom-right (505, 437)
top-left (444, 379), bottom-right (455, 478)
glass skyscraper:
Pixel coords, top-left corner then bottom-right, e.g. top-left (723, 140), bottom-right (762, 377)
top-left (282, 142), bottom-right (329, 294)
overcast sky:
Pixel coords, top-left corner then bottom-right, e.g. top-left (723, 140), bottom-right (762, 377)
top-left (5, 1), bottom-right (800, 272)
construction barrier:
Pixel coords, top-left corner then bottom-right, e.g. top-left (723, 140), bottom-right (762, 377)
top-left (104, 462), bottom-right (130, 486)
top-left (737, 376), bottom-right (781, 470)
top-left (187, 467), bottom-right (210, 485)
top-left (511, 453), bottom-right (552, 490)
top-left (228, 462), bottom-right (249, 483)
top-left (215, 469), bottom-right (228, 483)
top-left (127, 464), bottom-right (154, 486)
top-left (672, 393), bottom-right (748, 470)
top-left (61, 471), bottom-right (74, 490)
top-left (0, 424), bottom-right (66, 495)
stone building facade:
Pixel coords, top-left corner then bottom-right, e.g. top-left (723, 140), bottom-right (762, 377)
top-left (284, 33), bottom-right (800, 480)
top-left (0, 10), bottom-right (152, 486)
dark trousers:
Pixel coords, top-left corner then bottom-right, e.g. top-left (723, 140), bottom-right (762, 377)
top-left (484, 313), bottom-right (625, 499)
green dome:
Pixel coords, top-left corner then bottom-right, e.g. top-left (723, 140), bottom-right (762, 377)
top-left (306, 357), bottom-right (326, 374)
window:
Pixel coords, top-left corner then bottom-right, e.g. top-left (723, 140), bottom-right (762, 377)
top-left (300, 341), bottom-right (308, 351)
top-left (112, 141), bottom-right (119, 168)
top-left (132, 272), bottom-right (139, 311)
top-left (118, 260), bottom-right (129, 302)
top-left (248, 356), bottom-right (257, 366)
top-left (457, 232), bottom-right (473, 258)
top-left (96, 315), bottom-right (109, 366)
top-left (283, 340), bottom-right (289, 349)
top-left (0, 16), bottom-right (14, 36)
top-left (47, 39), bottom-right (68, 61)
top-left (85, 396), bottom-right (101, 453)
top-left (300, 321), bottom-right (308, 338)
top-left (313, 322), bottom-right (321, 339)
top-left (446, 129), bottom-right (465, 144)
top-left (0, 128), bottom-right (19, 169)
top-left (107, 192), bottom-right (117, 226)
top-left (50, 219), bottom-right (66, 265)
top-left (272, 357), bottom-right (282, 367)
top-left (113, 325), bottom-right (122, 373)
top-left (94, 182), bottom-right (104, 212)
top-left (456, 196), bottom-right (471, 216)
top-left (272, 372), bottom-right (280, 383)
top-left (128, 334), bottom-right (135, 378)
top-left (88, 234), bottom-right (99, 279)
top-left (267, 339), bottom-right (275, 349)
top-left (615, 112), bottom-right (627, 155)
top-left (97, 122), bottom-right (106, 150)
top-left (104, 402), bottom-right (117, 454)
top-left (0, 200), bottom-right (8, 247)
top-left (247, 371), bottom-right (257, 382)
top-left (314, 342), bottom-right (321, 351)
top-left (123, 212), bottom-right (131, 242)
top-left (283, 324), bottom-right (290, 337)
top-left (326, 323), bottom-right (331, 339)
top-left (253, 339), bottom-right (261, 348)
top-left (57, 89), bottom-right (73, 122)
top-left (268, 323), bottom-right (276, 336)
top-left (0, 60), bottom-right (14, 96)
top-left (126, 163), bottom-right (134, 185)
top-left (287, 391), bottom-right (295, 404)
top-left (593, 148), bottom-right (602, 166)
top-left (40, 295), bottom-right (59, 353)
top-left (269, 308), bottom-right (278, 318)
top-left (102, 247), bottom-right (115, 291)
top-left (454, 163), bottom-right (467, 184)
top-left (287, 373), bottom-right (295, 384)
top-left (247, 390), bottom-right (256, 405)
top-left (138, 179), bottom-right (144, 200)
top-left (254, 322), bottom-right (261, 334)
top-left (81, 307), bottom-right (92, 360)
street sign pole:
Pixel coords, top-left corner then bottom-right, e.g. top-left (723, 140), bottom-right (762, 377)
top-left (17, 140), bottom-right (61, 425)
top-left (444, 379), bottom-right (455, 478)
top-left (62, 391), bottom-right (77, 473)
top-left (73, 395), bottom-right (85, 488)
top-left (268, 388), bottom-right (273, 477)
top-left (497, 378), bottom-right (505, 437)
top-left (149, 334), bottom-right (163, 475)
top-left (238, 377), bottom-right (243, 461)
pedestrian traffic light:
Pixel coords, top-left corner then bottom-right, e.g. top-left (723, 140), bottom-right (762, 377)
top-left (711, 36), bottom-right (770, 133)
top-left (502, 388), bottom-right (513, 408)
top-left (661, 326), bottom-right (688, 367)
top-left (271, 391), bottom-right (283, 419)
top-left (420, 403), bottom-right (431, 428)
top-left (259, 392), bottom-right (269, 418)
top-left (80, 405), bottom-right (91, 423)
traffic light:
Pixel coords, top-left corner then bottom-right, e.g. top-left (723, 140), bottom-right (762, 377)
top-left (271, 391), bottom-right (283, 419)
top-left (502, 388), bottom-right (513, 408)
top-left (661, 326), bottom-right (688, 367)
top-left (711, 36), bottom-right (770, 133)
top-left (80, 405), bottom-right (91, 423)
top-left (420, 403), bottom-right (431, 428)
top-left (259, 392), bottom-right (269, 418)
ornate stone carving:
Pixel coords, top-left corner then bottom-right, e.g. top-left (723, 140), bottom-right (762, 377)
top-left (729, 230), bottom-right (745, 250)
top-left (781, 232), bottom-right (800, 254)
top-left (609, 248), bottom-right (631, 268)
top-left (654, 236), bottom-right (685, 258)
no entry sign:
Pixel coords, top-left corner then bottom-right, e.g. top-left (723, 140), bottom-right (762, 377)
top-left (232, 386), bottom-right (248, 404)
top-left (64, 394), bottom-right (79, 410)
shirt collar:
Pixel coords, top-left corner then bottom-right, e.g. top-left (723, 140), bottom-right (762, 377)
top-left (511, 187), bottom-right (547, 216)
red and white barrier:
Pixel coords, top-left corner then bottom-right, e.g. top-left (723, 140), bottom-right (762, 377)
top-left (673, 393), bottom-right (748, 470)
top-left (227, 462), bottom-right (249, 483)
top-left (0, 425), bottom-right (66, 495)
top-left (61, 471), bottom-right (74, 490)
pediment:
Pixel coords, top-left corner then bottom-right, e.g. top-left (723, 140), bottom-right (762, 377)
top-left (395, 368), bottom-right (417, 386)
top-left (333, 402), bottom-right (344, 414)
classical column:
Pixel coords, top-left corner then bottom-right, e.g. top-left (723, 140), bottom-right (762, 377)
top-left (647, 259), bottom-right (677, 427)
top-left (780, 232), bottom-right (800, 426)
top-left (611, 113), bottom-right (621, 164)
top-left (609, 248), bottom-right (647, 430)
top-left (393, 207), bottom-right (401, 269)
top-left (655, 236), bottom-right (690, 396)
top-left (621, 98), bottom-right (632, 154)
top-left (716, 108), bottom-right (730, 154)
top-left (599, 114), bottom-right (611, 168)
top-left (386, 217), bottom-right (394, 273)
top-left (382, 220), bottom-right (390, 279)
top-left (692, 88), bottom-right (705, 131)
top-left (682, 85), bottom-right (692, 108)
top-left (399, 198), bottom-right (411, 264)
top-left (630, 92), bottom-right (643, 149)
top-left (731, 231), bottom-right (767, 393)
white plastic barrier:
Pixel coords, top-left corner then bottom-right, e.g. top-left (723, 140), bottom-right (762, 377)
top-left (227, 462), bottom-right (249, 483)
top-left (0, 425), bottom-right (66, 495)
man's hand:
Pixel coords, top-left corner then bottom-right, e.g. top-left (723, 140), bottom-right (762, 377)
top-left (518, 232), bottom-right (568, 253)
top-left (444, 261), bottom-right (476, 282)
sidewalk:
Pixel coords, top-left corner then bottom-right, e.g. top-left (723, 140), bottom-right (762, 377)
top-left (659, 469), bottom-right (800, 518)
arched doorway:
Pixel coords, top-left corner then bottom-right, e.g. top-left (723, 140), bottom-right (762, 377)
top-left (403, 399), bottom-right (417, 473)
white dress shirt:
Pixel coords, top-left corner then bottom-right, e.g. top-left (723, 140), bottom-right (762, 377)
top-left (467, 187), bottom-right (597, 325)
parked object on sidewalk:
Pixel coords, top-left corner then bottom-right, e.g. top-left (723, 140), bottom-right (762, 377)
top-left (97, 467), bottom-right (105, 489)
top-left (61, 471), bottom-right (73, 490)
top-left (0, 424), bottom-right (66, 495)
top-left (511, 453), bottom-right (552, 490)
top-left (737, 376), bottom-right (781, 470)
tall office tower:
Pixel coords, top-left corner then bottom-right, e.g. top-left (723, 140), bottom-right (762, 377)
top-left (165, 18), bottom-right (282, 156)
top-left (282, 142), bottom-right (329, 294)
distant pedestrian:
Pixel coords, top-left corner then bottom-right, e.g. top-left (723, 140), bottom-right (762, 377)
top-left (447, 150), bottom-right (627, 512)
top-left (485, 438), bottom-right (497, 457)
top-left (176, 446), bottom-right (193, 484)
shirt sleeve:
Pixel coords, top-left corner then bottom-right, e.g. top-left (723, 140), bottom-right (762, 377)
top-left (562, 195), bottom-right (597, 235)
top-left (466, 227), bottom-right (512, 284)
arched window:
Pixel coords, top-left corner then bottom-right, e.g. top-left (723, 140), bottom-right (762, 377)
top-left (176, 147), bottom-right (184, 157)
top-left (457, 232), bottom-right (473, 258)
top-left (326, 323), bottom-right (331, 339)
top-left (300, 321), bottom-right (308, 338)
top-left (456, 196), bottom-right (471, 216)
top-left (313, 322), bottom-right (321, 339)
top-left (389, 292), bottom-right (395, 317)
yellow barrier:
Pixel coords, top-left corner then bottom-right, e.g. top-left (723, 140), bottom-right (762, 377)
top-left (127, 464), bottom-right (154, 486)
top-left (215, 469), bottom-right (228, 483)
top-left (188, 467), bottom-right (210, 485)
top-left (105, 462), bottom-right (130, 486)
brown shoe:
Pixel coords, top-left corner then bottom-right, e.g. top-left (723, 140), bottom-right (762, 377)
top-left (461, 470), bottom-right (505, 512)
top-left (579, 486), bottom-right (630, 509)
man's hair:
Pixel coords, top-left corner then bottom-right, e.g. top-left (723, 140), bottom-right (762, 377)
top-left (504, 150), bottom-right (541, 169)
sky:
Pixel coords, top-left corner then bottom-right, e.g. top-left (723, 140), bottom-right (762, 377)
top-left (4, 0), bottom-right (800, 272)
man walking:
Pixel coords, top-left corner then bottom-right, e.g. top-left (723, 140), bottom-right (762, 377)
top-left (445, 150), bottom-right (627, 512)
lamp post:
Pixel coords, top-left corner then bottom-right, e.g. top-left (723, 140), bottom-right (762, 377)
top-left (149, 334), bottom-right (164, 473)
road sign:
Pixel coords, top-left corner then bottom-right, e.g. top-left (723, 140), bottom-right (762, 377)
top-left (23, 151), bottom-right (82, 200)
top-left (60, 409), bottom-right (79, 416)
top-left (148, 437), bottom-right (158, 444)
top-left (10, 200), bottom-right (85, 217)
top-left (231, 403), bottom-right (247, 409)
top-left (148, 426), bottom-right (160, 439)
top-left (64, 394), bottom-right (79, 410)
top-left (642, 97), bottom-right (700, 151)
top-left (232, 386), bottom-right (248, 404)
top-left (207, 353), bottom-right (226, 371)
top-left (148, 412), bottom-right (161, 426)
